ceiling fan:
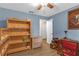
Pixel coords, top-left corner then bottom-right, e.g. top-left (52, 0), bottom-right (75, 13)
top-left (29, 3), bottom-right (54, 14)
top-left (36, 3), bottom-right (54, 10)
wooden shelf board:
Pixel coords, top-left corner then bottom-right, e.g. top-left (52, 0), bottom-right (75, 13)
top-left (8, 19), bottom-right (30, 23)
top-left (7, 27), bottom-right (30, 29)
top-left (7, 46), bottom-right (31, 54)
top-left (8, 28), bottom-right (30, 30)
top-left (9, 40), bottom-right (30, 44)
top-left (9, 34), bottom-right (30, 36)
top-left (8, 32), bottom-right (30, 36)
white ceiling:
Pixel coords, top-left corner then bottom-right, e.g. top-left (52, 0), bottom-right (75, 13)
top-left (0, 3), bottom-right (79, 17)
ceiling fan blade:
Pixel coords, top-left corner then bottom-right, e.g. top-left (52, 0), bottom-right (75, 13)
top-left (36, 3), bottom-right (54, 10)
top-left (47, 3), bottom-right (54, 9)
top-left (37, 4), bottom-right (42, 10)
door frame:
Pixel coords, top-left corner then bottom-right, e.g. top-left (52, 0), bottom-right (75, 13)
top-left (39, 18), bottom-right (53, 44)
top-left (46, 19), bottom-right (53, 44)
top-left (39, 19), bottom-right (47, 39)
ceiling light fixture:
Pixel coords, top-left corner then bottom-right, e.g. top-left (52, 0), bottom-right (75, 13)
top-left (32, 3), bottom-right (54, 10)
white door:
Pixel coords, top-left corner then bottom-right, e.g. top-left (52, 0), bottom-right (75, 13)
top-left (40, 19), bottom-right (47, 39)
top-left (47, 19), bottom-right (53, 44)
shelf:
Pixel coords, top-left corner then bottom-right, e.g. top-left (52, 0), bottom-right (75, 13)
top-left (8, 28), bottom-right (30, 30)
top-left (8, 18), bottom-right (30, 23)
top-left (0, 18), bottom-right (32, 55)
top-left (7, 20), bottom-right (30, 29)
top-left (7, 46), bottom-right (31, 54)
top-left (9, 34), bottom-right (30, 36)
top-left (8, 39), bottom-right (31, 44)
top-left (7, 25), bottom-right (30, 29)
top-left (8, 32), bottom-right (30, 36)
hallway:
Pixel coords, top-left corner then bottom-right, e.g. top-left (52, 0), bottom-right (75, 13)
top-left (8, 40), bottom-right (60, 56)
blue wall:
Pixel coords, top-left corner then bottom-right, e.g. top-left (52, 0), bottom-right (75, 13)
top-left (2, 6), bottom-right (79, 41)
top-left (0, 7), bottom-right (47, 37)
top-left (52, 10), bottom-right (79, 41)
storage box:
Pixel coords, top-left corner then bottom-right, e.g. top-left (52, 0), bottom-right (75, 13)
top-left (32, 37), bottom-right (42, 48)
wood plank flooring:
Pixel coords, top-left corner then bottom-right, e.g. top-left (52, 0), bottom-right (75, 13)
top-left (8, 39), bottom-right (60, 56)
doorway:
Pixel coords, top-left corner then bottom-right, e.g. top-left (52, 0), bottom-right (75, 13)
top-left (40, 19), bottom-right (47, 42)
top-left (40, 19), bottom-right (53, 44)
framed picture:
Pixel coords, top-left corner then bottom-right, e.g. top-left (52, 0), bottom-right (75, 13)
top-left (68, 8), bottom-right (79, 29)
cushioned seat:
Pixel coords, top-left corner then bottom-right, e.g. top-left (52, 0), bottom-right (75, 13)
top-left (62, 39), bottom-right (78, 56)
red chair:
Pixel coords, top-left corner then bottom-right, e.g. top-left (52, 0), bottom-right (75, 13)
top-left (62, 39), bottom-right (78, 56)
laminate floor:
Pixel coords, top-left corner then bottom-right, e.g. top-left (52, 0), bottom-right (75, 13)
top-left (8, 40), bottom-right (60, 56)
